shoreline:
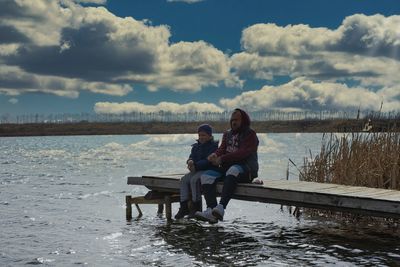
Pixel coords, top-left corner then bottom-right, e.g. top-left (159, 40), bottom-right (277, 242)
top-left (0, 119), bottom-right (398, 137)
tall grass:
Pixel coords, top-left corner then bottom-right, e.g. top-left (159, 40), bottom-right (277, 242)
top-left (301, 132), bottom-right (400, 189)
top-left (300, 131), bottom-right (400, 224)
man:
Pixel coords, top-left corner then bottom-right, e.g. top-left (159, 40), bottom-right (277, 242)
top-left (195, 108), bottom-right (259, 223)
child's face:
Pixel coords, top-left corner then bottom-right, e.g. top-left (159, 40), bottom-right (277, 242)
top-left (198, 131), bottom-right (211, 144)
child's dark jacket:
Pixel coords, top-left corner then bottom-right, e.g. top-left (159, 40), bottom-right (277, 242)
top-left (188, 139), bottom-right (219, 171)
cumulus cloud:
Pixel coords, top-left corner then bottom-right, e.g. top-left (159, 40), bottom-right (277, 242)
top-left (2, 1), bottom-right (398, 113)
top-left (231, 14), bottom-right (400, 88)
top-left (0, 0), bottom-right (238, 97)
top-left (220, 77), bottom-right (400, 112)
top-left (0, 65), bottom-right (132, 98)
top-left (94, 101), bottom-right (224, 114)
top-left (118, 40), bottom-right (241, 92)
top-left (91, 76), bottom-right (400, 114)
top-left (334, 14), bottom-right (400, 59)
top-left (239, 14), bottom-right (400, 59)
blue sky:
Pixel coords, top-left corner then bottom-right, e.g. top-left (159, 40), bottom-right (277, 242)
top-left (1, 0), bottom-right (399, 115)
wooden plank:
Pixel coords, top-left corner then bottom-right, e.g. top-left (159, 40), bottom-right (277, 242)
top-left (360, 191), bottom-right (400, 201)
top-left (127, 195), bottom-right (181, 204)
top-left (127, 176), bottom-right (144, 185)
top-left (232, 184), bottom-right (400, 216)
top-left (277, 182), bottom-right (400, 200)
top-left (264, 182), bottom-right (340, 192)
top-left (127, 175), bottom-right (400, 218)
top-left (141, 176), bottom-right (180, 193)
top-left (312, 186), bottom-right (381, 197)
top-left (135, 176), bottom-right (400, 202)
top-left (318, 187), bottom-right (400, 200)
top-left (355, 189), bottom-right (400, 197)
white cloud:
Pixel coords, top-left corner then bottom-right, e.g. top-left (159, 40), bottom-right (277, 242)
top-left (0, 66), bottom-right (132, 98)
top-left (1, 0), bottom-right (69, 46)
top-left (239, 14), bottom-right (400, 59)
top-left (0, 0), bottom-right (238, 97)
top-left (118, 41), bottom-right (241, 92)
top-left (0, 44), bottom-right (20, 56)
top-left (337, 14), bottom-right (400, 57)
top-left (220, 77), bottom-right (400, 112)
top-left (94, 101), bottom-right (224, 114)
top-left (232, 14), bottom-right (400, 89)
top-left (240, 23), bottom-right (336, 56)
top-left (8, 97), bottom-right (18, 104)
top-left (3, 2), bottom-right (398, 113)
top-left (377, 86), bottom-right (400, 111)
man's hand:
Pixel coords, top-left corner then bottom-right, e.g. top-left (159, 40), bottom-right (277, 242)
top-left (213, 156), bottom-right (222, 166)
top-left (208, 153), bottom-right (221, 166)
top-left (187, 160), bottom-right (195, 172)
top-left (207, 153), bottom-right (217, 162)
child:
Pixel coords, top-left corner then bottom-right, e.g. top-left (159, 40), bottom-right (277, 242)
top-left (174, 124), bottom-right (219, 219)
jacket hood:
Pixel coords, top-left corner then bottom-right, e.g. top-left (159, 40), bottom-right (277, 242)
top-left (231, 108), bottom-right (251, 133)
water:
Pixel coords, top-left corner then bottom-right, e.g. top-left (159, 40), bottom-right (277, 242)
top-left (1, 133), bottom-right (399, 266)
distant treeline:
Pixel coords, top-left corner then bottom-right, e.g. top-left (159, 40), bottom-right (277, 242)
top-left (1, 110), bottom-right (399, 124)
top-left (0, 118), bottom-right (399, 137)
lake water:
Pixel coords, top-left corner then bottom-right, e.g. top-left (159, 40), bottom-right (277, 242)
top-left (1, 133), bottom-right (399, 266)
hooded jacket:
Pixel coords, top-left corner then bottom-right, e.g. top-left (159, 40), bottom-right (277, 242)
top-left (188, 138), bottom-right (219, 171)
top-left (215, 108), bottom-right (259, 178)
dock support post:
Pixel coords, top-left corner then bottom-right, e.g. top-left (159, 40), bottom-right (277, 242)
top-left (135, 204), bottom-right (143, 218)
top-left (165, 195), bottom-right (172, 222)
top-left (157, 204), bottom-right (164, 216)
top-left (125, 193), bottom-right (179, 222)
top-left (126, 195), bottom-right (132, 220)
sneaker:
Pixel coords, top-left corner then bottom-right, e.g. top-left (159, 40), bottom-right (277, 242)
top-left (212, 204), bottom-right (224, 221)
top-left (174, 201), bottom-right (189, 219)
top-left (194, 208), bottom-right (218, 224)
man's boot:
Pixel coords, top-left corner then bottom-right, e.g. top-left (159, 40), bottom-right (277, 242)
top-left (188, 201), bottom-right (202, 218)
top-left (174, 201), bottom-right (189, 219)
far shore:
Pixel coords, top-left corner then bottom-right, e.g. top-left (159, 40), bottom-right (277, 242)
top-left (0, 119), bottom-right (398, 137)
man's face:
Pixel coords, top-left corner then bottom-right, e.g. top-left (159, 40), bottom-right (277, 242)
top-left (230, 111), bottom-right (242, 131)
top-left (198, 131), bottom-right (211, 144)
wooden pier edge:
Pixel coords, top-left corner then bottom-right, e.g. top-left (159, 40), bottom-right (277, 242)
top-left (125, 193), bottom-right (180, 221)
top-left (126, 175), bottom-right (400, 220)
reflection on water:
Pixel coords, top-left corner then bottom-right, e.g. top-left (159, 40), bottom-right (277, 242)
top-left (150, 218), bottom-right (400, 266)
top-left (156, 221), bottom-right (268, 266)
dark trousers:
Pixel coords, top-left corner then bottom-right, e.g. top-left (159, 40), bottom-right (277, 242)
top-left (202, 173), bottom-right (251, 209)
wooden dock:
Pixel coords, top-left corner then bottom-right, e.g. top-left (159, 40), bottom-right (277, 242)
top-left (126, 174), bottom-right (400, 220)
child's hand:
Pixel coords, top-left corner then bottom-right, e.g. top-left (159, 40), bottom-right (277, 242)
top-left (187, 160), bottom-right (195, 172)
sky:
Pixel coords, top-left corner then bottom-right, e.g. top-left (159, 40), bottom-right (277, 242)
top-left (0, 0), bottom-right (400, 116)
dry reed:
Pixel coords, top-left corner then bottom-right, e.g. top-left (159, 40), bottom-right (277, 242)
top-left (300, 131), bottom-right (400, 224)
